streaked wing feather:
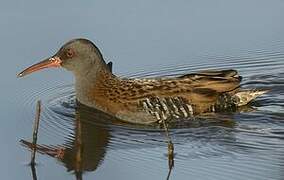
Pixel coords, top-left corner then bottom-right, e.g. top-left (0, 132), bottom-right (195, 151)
top-left (179, 69), bottom-right (241, 93)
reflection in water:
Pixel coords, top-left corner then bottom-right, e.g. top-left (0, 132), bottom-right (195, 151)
top-left (21, 99), bottom-right (245, 180)
top-left (30, 165), bottom-right (37, 180)
top-left (21, 102), bottom-right (179, 180)
top-left (22, 104), bottom-right (112, 179)
top-left (19, 55), bottom-right (284, 180)
top-left (21, 101), bottom-right (257, 180)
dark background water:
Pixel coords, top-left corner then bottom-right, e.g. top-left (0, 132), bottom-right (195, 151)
top-left (1, 0), bottom-right (284, 179)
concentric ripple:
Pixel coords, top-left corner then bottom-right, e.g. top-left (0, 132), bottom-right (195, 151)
top-left (20, 49), bottom-right (284, 179)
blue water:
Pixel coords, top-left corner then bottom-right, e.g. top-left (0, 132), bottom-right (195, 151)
top-left (0, 0), bottom-right (284, 179)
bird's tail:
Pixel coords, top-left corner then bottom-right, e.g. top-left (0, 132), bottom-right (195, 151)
top-left (233, 89), bottom-right (269, 106)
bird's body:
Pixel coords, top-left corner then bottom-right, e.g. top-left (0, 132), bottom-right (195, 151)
top-left (18, 38), bottom-right (267, 124)
top-left (75, 67), bottom-right (265, 124)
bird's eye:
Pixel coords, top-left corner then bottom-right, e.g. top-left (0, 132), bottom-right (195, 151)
top-left (66, 48), bottom-right (75, 58)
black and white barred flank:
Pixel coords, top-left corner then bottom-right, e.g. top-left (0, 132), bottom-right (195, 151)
top-left (139, 96), bottom-right (194, 122)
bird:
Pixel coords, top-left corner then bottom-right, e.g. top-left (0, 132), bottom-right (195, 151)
top-left (18, 38), bottom-right (268, 124)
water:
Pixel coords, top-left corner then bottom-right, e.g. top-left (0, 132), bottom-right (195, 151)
top-left (1, 0), bottom-right (284, 180)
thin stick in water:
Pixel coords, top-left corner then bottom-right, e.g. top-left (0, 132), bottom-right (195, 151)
top-left (160, 118), bottom-right (174, 180)
top-left (30, 100), bottom-right (41, 166)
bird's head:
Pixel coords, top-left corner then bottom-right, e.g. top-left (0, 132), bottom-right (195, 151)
top-left (18, 38), bottom-right (107, 77)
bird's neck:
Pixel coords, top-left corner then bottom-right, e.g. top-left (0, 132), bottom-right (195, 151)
top-left (74, 64), bottom-right (117, 108)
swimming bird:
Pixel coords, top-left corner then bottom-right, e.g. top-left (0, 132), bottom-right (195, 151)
top-left (18, 38), bottom-right (267, 124)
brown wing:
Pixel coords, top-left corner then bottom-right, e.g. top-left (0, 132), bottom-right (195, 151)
top-left (133, 70), bottom-right (242, 118)
top-left (168, 69), bottom-right (242, 113)
top-left (178, 69), bottom-right (241, 93)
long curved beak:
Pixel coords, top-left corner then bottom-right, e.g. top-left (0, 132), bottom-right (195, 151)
top-left (17, 56), bottom-right (62, 78)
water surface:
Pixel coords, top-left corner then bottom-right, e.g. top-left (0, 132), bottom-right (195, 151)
top-left (0, 0), bottom-right (284, 180)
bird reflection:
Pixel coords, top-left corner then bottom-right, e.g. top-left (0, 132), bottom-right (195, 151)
top-left (21, 103), bottom-right (115, 180)
top-left (20, 100), bottom-right (257, 180)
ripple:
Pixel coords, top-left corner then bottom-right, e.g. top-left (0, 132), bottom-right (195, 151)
top-left (19, 50), bottom-right (284, 179)
top-left (122, 50), bottom-right (284, 78)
